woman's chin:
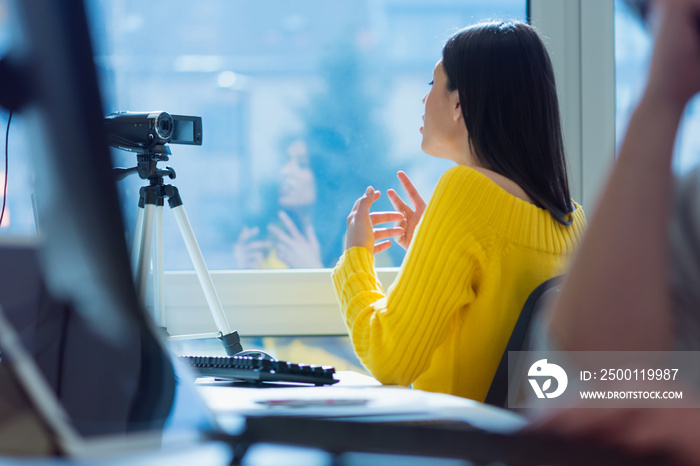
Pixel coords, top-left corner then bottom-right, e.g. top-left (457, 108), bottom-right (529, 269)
top-left (420, 139), bottom-right (434, 156)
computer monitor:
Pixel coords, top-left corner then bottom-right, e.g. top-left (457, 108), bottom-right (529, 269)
top-left (0, 0), bottom-right (217, 456)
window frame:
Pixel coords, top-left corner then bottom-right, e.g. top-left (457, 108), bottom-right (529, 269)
top-left (159, 0), bottom-right (616, 339)
top-left (530, 0), bottom-right (615, 209)
top-left (158, 268), bottom-right (399, 337)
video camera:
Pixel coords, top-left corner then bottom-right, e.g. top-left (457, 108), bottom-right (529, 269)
top-left (105, 111), bottom-right (202, 154)
top-left (107, 111), bottom-right (203, 182)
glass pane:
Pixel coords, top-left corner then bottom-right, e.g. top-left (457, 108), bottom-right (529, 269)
top-left (615, 0), bottom-right (700, 173)
top-left (83, 0), bottom-right (525, 271)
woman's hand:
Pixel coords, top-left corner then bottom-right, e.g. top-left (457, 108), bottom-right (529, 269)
top-left (268, 211), bottom-right (323, 268)
top-left (645, 0), bottom-right (700, 109)
top-left (345, 186), bottom-right (405, 255)
top-left (529, 392), bottom-right (700, 465)
top-left (386, 171), bottom-right (427, 250)
top-left (232, 226), bottom-right (271, 269)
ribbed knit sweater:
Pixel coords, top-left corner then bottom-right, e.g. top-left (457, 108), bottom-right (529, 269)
top-left (332, 165), bottom-right (586, 401)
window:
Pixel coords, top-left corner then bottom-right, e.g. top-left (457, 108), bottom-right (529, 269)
top-left (614, 0), bottom-right (700, 174)
top-left (86, 0), bottom-right (528, 364)
top-left (3, 1), bottom-right (540, 366)
top-left (85, 0), bottom-right (526, 272)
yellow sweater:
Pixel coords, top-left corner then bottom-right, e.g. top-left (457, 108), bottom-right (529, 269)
top-left (332, 165), bottom-right (586, 401)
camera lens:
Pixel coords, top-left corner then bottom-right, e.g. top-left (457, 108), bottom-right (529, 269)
top-left (154, 112), bottom-right (174, 140)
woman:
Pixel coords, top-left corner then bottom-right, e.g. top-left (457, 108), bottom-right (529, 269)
top-left (233, 129), bottom-right (398, 269)
top-left (332, 21), bottom-right (587, 401)
top-left (232, 138), bottom-right (324, 269)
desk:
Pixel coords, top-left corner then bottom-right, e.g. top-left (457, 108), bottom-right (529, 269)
top-left (192, 371), bottom-right (531, 465)
top-left (0, 373), bottom-right (657, 465)
top-left (192, 373), bottom-right (660, 465)
top-left (197, 371), bottom-right (526, 435)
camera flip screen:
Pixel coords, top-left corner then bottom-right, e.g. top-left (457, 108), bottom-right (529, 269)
top-left (171, 115), bottom-right (203, 145)
top-left (105, 111), bottom-right (202, 153)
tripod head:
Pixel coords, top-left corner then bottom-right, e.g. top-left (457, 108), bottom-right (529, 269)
top-left (113, 145), bottom-right (176, 183)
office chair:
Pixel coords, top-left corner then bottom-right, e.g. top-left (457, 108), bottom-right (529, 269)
top-left (484, 275), bottom-right (565, 408)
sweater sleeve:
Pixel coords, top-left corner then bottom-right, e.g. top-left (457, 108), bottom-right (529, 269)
top-left (332, 167), bottom-right (484, 386)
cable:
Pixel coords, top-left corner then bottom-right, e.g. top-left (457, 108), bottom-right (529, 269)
top-left (0, 110), bottom-right (11, 228)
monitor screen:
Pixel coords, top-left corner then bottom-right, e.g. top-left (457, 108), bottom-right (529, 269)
top-left (0, 0), bottom-right (218, 456)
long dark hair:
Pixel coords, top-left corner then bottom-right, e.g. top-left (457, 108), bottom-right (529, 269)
top-left (442, 21), bottom-right (574, 225)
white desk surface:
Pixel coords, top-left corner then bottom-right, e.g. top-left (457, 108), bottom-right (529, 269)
top-left (196, 371), bottom-right (526, 435)
top-left (0, 373), bottom-right (526, 466)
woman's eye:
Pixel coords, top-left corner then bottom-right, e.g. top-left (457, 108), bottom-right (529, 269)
top-left (428, 80), bottom-right (434, 86)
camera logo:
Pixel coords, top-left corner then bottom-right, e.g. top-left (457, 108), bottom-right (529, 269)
top-left (528, 359), bottom-right (568, 399)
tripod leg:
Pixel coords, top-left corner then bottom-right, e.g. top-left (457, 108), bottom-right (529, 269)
top-left (169, 205), bottom-right (237, 335)
top-left (130, 204), bottom-right (145, 279)
top-left (135, 202), bottom-right (155, 305)
top-left (163, 184), bottom-right (241, 355)
top-left (153, 203), bottom-right (165, 327)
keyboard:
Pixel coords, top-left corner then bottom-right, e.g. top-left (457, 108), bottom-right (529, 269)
top-left (180, 355), bottom-right (339, 386)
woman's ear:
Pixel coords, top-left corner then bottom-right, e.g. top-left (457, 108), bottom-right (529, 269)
top-left (452, 98), bottom-right (462, 122)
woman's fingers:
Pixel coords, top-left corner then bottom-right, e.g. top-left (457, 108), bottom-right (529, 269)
top-left (346, 186), bottom-right (409, 254)
top-left (278, 211), bottom-right (301, 237)
top-left (373, 240), bottom-right (393, 255)
top-left (373, 226), bottom-right (404, 241)
top-left (370, 211), bottom-right (404, 226)
top-left (387, 188), bottom-right (411, 214)
top-left (360, 187), bottom-right (381, 211)
top-left (244, 239), bottom-right (272, 251)
top-left (397, 171), bottom-right (426, 209)
top-left (303, 223), bottom-right (319, 243)
top-left (268, 223), bottom-right (290, 245)
top-left (345, 187), bottom-right (381, 252)
top-left (237, 225), bottom-right (260, 243)
top-left (348, 187), bottom-right (376, 222)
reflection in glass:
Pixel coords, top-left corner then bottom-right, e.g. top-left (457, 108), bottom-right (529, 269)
top-left (84, 0), bottom-right (525, 270)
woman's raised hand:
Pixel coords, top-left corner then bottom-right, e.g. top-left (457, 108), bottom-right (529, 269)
top-left (645, 0), bottom-right (700, 110)
top-left (232, 226), bottom-right (271, 269)
top-left (268, 211), bottom-right (323, 268)
top-left (387, 171), bottom-right (426, 250)
top-left (345, 186), bottom-right (405, 255)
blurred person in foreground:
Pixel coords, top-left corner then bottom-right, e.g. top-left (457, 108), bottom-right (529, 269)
top-left (533, 0), bottom-right (700, 464)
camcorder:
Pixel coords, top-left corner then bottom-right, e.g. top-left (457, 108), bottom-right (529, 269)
top-left (105, 111), bottom-right (202, 154)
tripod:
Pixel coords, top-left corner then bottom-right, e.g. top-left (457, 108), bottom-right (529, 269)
top-left (115, 145), bottom-right (242, 356)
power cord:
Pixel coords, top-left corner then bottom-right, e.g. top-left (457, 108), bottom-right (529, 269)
top-left (0, 110), bottom-right (11, 228)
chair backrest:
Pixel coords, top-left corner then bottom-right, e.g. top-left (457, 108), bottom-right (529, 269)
top-left (484, 275), bottom-right (564, 408)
